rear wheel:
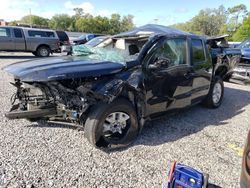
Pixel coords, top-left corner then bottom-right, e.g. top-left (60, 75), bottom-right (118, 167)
top-left (84, 98), bottom-right (139, 149)
top-left (36, 46), bottom-right (50, 57)
top-left (203, 76), bottom-right (224, 108)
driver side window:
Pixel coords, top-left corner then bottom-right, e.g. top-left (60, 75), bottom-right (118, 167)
top-left (149, 38), bottom-right (187, 67)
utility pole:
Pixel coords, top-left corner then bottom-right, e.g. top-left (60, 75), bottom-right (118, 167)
top-left (29, 8), bottom-right (32, 28)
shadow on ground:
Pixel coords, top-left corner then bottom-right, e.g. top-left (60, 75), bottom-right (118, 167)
top-left (0, 55), bottom-right (38, 60)
top-left (26, 86), bottom-right (250, 147)
top-left (134, 86), bottom-right (250, 146)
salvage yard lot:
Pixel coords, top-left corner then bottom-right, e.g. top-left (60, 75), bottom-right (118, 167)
top-left (0, 52), bottom-right (249, 188)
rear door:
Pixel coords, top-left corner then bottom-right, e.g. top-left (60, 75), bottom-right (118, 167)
top-left (13, 28), bottom-right (25, 51)
top-left (0, 27), bottom-right (14, 50)
top-left (190, 38), bottom-right (212, 104)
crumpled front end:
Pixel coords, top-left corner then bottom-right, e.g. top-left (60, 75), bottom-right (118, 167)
top-left (5, 78), bottom-right (108, 123)
top-left (5, 70), bottom-right (145, 126)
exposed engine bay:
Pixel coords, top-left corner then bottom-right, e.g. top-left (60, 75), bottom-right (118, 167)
top-left (8, 78), bottom-right (111, 123)
top-left (7, 71), bottom-right (143, 126)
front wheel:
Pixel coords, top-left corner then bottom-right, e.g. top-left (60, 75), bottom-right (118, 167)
top-left (84, 98), bottom-right (139, 149)
top-left (203, 76), bottom-right (224, 108)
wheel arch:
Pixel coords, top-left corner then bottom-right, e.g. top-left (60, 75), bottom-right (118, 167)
top-left (36, 44), bottom-right (51, 52)
top-left (114, 88), bottom-right (146, 131)
top-left (215, 65), bottom-right (229, 79)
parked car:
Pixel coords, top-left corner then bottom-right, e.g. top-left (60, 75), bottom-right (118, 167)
top-left (56, 30), bottom-right (70, 46)
top-left (241, 130), bottom-right (250, 188)
top-left (228, 38), bottom-right (250, 84)
top-left (0, 26), bottom-right (60, 57)
top-left (65, 31), bottom-right (83, 44)
top-left (228, 41), bottom-right (241, 48)
top-left (238, 38), bottom-right (250, 58)
top-left (85, 36), bottom-right (109, 47)
top-left (73, 34), bottom-right (104, 45)
top-left (206, 35), bottom-right (241, 81)
top-left (55, 30), bottom-right (70, 53)
top-left (4, 24), bottom-right (238, 149)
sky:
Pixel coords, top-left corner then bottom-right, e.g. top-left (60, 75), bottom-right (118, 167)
top-left (1, 0), bottom-right (250, 26)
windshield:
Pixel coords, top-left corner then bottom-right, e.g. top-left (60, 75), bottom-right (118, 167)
top-left (78, 35), bottom-right (86, 39)
top-left (72, 36), bottom-right (149, 63)
top-left (72, 44), bottom-right (137, 63)
top-left (238, 38), bottom-right (250, 49)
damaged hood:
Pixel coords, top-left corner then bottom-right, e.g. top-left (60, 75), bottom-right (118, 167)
top-left (3, 56), bottom-right (125, 82)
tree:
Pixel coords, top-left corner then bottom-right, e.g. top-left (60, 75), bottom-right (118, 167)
top-left (121, 15), bottom-right (135, 32)
top-left (49, 14), bottom-right (72, 30)
top-left (190, 5), bottom-right (227, 36)
top-left (8, 20), bottom-right (18, 26)
top-left (232, 14), bottom-right (250, 41)
top-left (20, 15), bottom-right (49, 27)
top-left (70, 9), bottom-right (84, 31)
top-left (173, 5), bottom-right (227, 36)
top-left (227, 4), bottom-right (248, 29)
top-left (75, 15), bottom-right (93, 32)
top-left (109, 14), bottom-right (122, 34)
top-left (73, 13), bottom-right (134, 34)
top-left (73, 8), bottom-right (84, 18)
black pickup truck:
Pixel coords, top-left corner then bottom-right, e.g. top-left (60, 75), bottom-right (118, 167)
top-left (3, 24), bottom-right (241, 149)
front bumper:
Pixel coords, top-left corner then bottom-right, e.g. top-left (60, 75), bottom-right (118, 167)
top-left (5, 104), bottom-right (57, 120)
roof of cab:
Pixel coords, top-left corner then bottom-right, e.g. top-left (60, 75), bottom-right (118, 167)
top-left (114, 24), bottom-right (195, 38)
top-left (0, 26), bottom-right (55, 32)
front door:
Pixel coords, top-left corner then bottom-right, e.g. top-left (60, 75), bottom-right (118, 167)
top-left (143, 37), bottom-right (193, 117)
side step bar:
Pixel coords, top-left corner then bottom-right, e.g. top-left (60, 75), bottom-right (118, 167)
top-left (5, 104), bottom-right (57, 119)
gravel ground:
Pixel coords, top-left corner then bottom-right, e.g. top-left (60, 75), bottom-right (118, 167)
top-left (0, 52), bottom-right (249, 188)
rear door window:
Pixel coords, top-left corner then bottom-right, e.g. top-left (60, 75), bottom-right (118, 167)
top-left (46, 32), bottom-right (55, 38)
top-left (191, 39), bottom-right (206, 64)
top-left (28, 30), bottom-right (46, 37)
top-left (0, 28), bottom-right (11, 37)
top-left (14, 28), bottom-right (23, 38)
top-left (28, 30), bottom-right (55, 38)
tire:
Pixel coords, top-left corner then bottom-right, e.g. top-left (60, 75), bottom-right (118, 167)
top-left (36, 46), bottom-right (50, 57)
top-left (203, 76), bottom-right (224, 108)
top-left (84, 98), bottom-right (139, 149)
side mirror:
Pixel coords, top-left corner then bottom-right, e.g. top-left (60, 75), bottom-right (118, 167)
top-left (148, 58), bottom-right (170, 71)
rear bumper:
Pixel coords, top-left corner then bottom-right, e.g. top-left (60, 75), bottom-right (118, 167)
top-left (5, 104), bottom-right (57, 120)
